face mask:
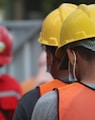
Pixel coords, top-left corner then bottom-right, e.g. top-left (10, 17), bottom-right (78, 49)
top-left (69, 73), bottom-right (75, 83)
top-left (46, 65), bottom-right (50, 73)
top-left (72, 50), bottom-right (77, 81)
top-left (68, 61), bottom-right (75, 83)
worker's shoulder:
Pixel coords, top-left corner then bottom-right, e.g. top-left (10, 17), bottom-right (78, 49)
top-left (57, 82), bottom-right (86, 93)
top-left (32, 90), bottom-right (57, 119)
top-left (20, 87), bottom-right (40, 104)
top-left (37, 90), bottom-right (57, 106)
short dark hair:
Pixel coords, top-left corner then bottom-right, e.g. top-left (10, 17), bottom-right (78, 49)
top-left (45, 45), bottom-right (61, 61)
top-left (46, 45), bottom-right (57, 55)
top-left (71, 46), bottom-right (95, 61)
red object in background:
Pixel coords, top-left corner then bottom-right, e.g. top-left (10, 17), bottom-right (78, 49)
top-left (0, 74), bottom-right (22, 120)
top-left (0, 26), bottom-right (13, 65)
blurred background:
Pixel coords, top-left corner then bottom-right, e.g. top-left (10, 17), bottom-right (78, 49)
top-left (0, 0), bottom-right (94, 83)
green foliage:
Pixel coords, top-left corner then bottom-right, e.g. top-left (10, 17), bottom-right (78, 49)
top-left (42, 0), bottom-right (55, 15)
top-left (42, 0), bottom-right (95, 16)
top-left (0, 0), bottom-right (8, 8)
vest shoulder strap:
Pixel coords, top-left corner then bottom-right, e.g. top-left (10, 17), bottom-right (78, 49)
top-left (39, 79), bottom-right (67, 96)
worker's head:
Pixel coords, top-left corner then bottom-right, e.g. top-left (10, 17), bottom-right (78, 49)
top-left (39, 3), bottom-right (77, 81)
top-left (0, 26), bottom-right (13, 67)
top-left (56, 4), bottom-right (95, 82)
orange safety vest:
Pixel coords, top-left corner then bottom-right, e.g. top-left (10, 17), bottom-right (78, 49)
top-left (39, 79), bottom-right (67, 96)
top-left (57, 82), bottom-right (95, 120)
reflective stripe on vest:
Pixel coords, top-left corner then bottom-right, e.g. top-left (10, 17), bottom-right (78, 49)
top-left (57, 82), bottom-right (95, 120)
top-left (39, 79), bottom-right (67, 96)
top-left (0, 91), bottom-right (21, 99)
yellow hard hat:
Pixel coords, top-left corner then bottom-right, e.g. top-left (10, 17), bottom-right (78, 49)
top-left (39, 3), bottom-right (77, 46)
top-left (56, 4), bottom-right (95, 58)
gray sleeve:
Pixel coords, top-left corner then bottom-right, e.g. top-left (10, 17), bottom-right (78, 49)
top-left (31, 91), bottom-right (58, 120)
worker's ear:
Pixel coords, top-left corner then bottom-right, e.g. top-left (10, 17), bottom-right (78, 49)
top-left (66, 48), bottom-right (74, 66)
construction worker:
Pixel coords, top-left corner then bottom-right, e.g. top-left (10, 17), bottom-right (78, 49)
top-left (13, 3), bottom-right (77, 120)
top-left (31, 4), bottom-right (95, 120)
top-left (0, 26), bottom-right (22, 120)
